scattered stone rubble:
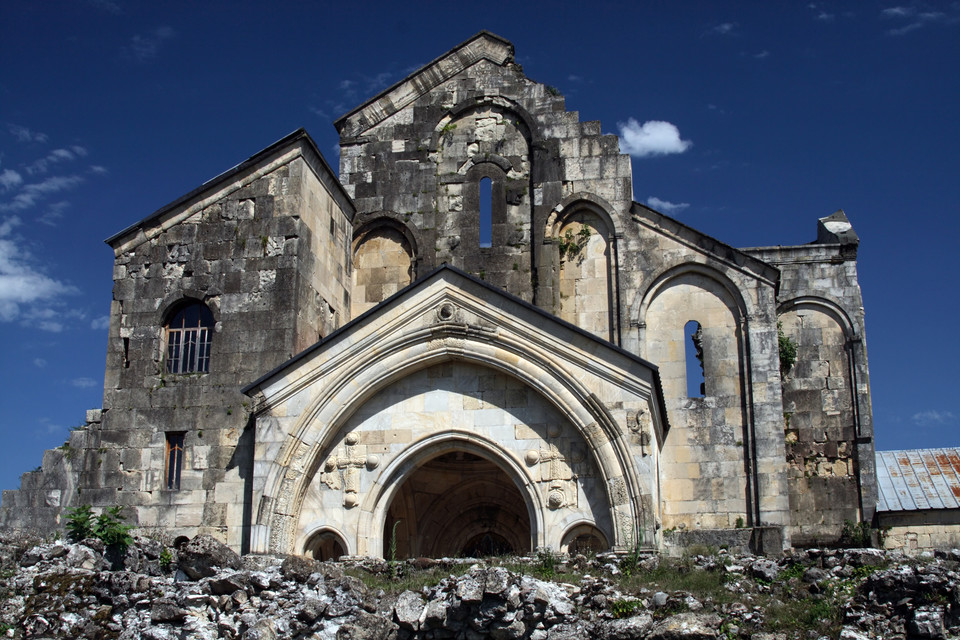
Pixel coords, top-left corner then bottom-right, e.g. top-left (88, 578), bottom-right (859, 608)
top-left (2, 532), bottom-right (960, 639)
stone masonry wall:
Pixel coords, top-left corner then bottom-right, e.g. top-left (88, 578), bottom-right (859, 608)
top-left (336, 37), bottom-right (633, 324)
top-left (1, 147), bottom-right (353, 549)
top-left (743, 214), bottom-right (875, 545)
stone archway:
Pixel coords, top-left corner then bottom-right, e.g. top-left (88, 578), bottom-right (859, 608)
top-left (384, 450), bottom-right (531, 559)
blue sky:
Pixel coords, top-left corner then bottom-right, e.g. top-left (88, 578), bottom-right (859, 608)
top-left (1, 1), bottom-right (958, 493)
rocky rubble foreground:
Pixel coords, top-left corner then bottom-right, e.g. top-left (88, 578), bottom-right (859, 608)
top-left (2, 532), bottom-right (960, 639)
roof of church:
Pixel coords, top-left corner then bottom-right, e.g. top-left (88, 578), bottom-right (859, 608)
top-left (104, 128), bottom-right (353, 252)
top-left (242, 263), bottom-right (669, 429)
top-left (877, 448), bottom-right (960, 512)
top-left (334, 31), bottom-right (515, 137)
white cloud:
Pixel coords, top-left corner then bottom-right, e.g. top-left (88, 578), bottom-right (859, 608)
top-left (34, 358), bottom-right (47, 368)
top-left (0, 175), bottom-right (84, 212)
top-left (38, 201), bottom-right (71, 227)
top-left (71, 377), bottom-right (98, 388)
top-left (89, 165), bottom-right (109, 175)
top-left (8, 124), bottom-right (48, 144)
top-left (37, 417), bottom-right (64, 435)
top-left (26, 147), bottom-right (82, 175)
top-left (568, 75), bottom-right (583, 83)
top-left (882, 6), bottom-right (913, 17)
top-left (0, 216), bottom-right (78, 322)
top-left (647, 197), bottom-right (691, 214)
top-left (816, 11), bottom-right (835, 21)
top-left (0, 169), bottom-right (22, 191)
top-left (618, 119), bottom-right (693, 158)
top-left (90, 315), bottom-right (111, 330)
top-left (754, 50), bottom-right (770, 59)
top-left (882, 6), bottom-right (954, 35)
top-left (912, 410), bottom-right (956, 426)
top-left (711, 22), bottom-right (737, 35)
top-left (129, 26), bottom-right (175, 61)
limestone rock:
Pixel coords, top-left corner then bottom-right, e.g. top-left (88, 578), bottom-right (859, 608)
top-left (646, 612), bottom-right (722, 639)
top-left (178, 534), bottom-right (242, 580)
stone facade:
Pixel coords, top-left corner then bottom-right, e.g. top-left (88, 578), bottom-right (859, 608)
top-left (1, 32), bottom-right (879, 557)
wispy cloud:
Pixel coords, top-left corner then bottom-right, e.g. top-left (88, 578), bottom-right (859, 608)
top-left (87, 0), bottom-right (122, 13)
top-left (33, 358), bottom-right (47, 368)
top-left (881, 5), bottom-right (956, 35)
top-left (617, 119), bottom-right (692, 158)
top-left (8, 124), bottom-right (48, 144)
top-left (567, 75), bottom-right (583, 83)
top-left (0, 216), bottom-right (78, 323)
top-left (912, 410), bottom-right (956, 426)
top-left (71, 377), bottom-right (98, 388)
top-left (647, 197), bottom-right (691, 214)
top-left (25, 147), bottom-right (86, 175)
top-left (90, 315), bottom-right (110, 330)
top-left (754, 50), bottom-right (770, 59)
top-left (882, 6), bottom-right (913, 17)
top-left (37, 417), bottom-right (64, 435)
top-left (128, 26), bottom-right (175, 61)
top-left (38, 201), bottom-right (71, 227)
top-left (710, 22), bottom-right (738, 35)
top-left (0, 175), bottom-right (85, 212)
top-left (0, 169), bottom-right (23, 191)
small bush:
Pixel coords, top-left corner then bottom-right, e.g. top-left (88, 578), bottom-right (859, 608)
top-left (839, 520), bottom-right (874, 548)
top-left (610, 598), bottom-right (640, 619)
top-left (66, 504), bottom-right (134, 552)
top-left (778, 322), bottom-right (798, 374)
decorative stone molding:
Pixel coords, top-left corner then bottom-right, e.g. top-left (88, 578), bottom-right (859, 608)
top-left (322, 433), bottom-right (381, 508)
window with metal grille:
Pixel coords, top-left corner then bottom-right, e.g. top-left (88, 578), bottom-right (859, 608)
top-left (165, 432), bottom-right (185, 490)
top-left (165, 302), bottom-right (214, 374)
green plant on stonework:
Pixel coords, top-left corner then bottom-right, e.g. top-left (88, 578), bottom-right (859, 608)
top-left (66, 504), bottom-right (95, 541)
top-left (610, 598), bottom-right (640, 619)
top-left (159, 546), bottom-right (173, 569)
top-left (533, 547), bottom-right (557, 580)
top-left (557, 226), bottom-right (592, 262)
top-left (839, 520), bottom-right (874, 548)
top-left (619, 543), bottom-right (643, 578)
top-left (778, 321), bottom-right (797, 374)
top-left (779, 562), bottom-right (807, 581)
top-left (66, 504), bottom-right (134, 552)
top-left (765, 595), bottom-right (841, 637)
top-left (735, 516), bottom-right (745, 529)
top-left (345, 562), bottom-right (472, 595)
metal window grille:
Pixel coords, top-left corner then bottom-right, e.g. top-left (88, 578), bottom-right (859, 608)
top-left (165, 303), bottom-right (213, 374)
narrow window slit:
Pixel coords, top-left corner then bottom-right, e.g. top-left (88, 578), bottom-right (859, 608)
top-left (685, 320), bottom-right (706, 397)
top-left (165, 432), bottom-right (185, 490)
top-left (479, 177), bottom-right (492, 248)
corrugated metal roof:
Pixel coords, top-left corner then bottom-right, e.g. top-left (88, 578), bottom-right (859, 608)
top-left (876, 448), bottom-right (960, 512)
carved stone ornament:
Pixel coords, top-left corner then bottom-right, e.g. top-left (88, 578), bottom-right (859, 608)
top-left (321, 432), bottom-right (380, 508)
top-left (436, 302), bottom-right (458, 322)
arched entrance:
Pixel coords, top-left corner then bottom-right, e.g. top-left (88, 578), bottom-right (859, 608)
top-left (304, 529), bottom-right (347, 561)
top-left (384, 450), bottom-right (531, 558)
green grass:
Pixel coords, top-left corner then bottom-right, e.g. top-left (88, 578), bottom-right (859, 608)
top-left (345, 562), bottom-right (472, 595)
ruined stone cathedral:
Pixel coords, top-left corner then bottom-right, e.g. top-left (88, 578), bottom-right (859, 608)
top-left (0, 32), bottom-right (875, 558)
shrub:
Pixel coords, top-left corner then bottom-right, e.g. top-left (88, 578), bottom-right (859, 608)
top-left (66, 504), bottom-right (134, 552)
top-left (778, 322), bottom-right (797, 374)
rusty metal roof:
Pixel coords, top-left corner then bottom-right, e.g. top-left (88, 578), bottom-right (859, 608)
top-left (876, 449), bottom-right (960, 512)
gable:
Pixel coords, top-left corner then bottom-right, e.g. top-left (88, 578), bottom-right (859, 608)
top-left (244, 265), bottom-right (668, 441)
top-left (105, 129), bottom-right (354, 256)
top-left (334, 31), bottom-right (514, 138)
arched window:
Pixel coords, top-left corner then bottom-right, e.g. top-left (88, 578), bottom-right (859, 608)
top-left (479, 176), bottom-right (493, 247)
top-left (165, 301), bottom-right (214, 374)
top-left (685, 320), bottom-right (705, 397)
